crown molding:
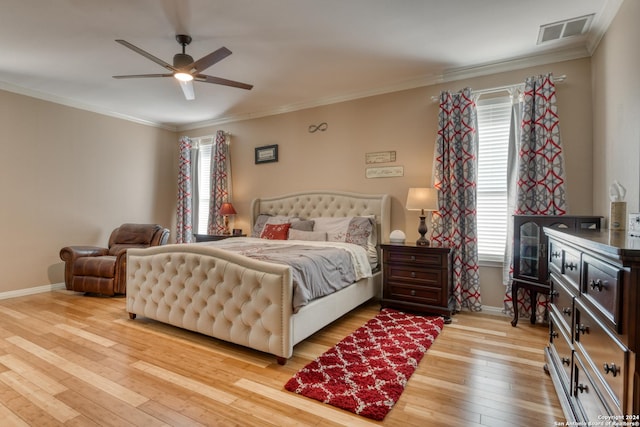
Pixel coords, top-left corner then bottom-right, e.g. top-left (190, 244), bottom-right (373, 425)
top-left (0, 80), bottom-right (178, 132)
top-left (587, 0), bottom-right (624, 54)
top-left (178, 45), bottom-right (591, 132)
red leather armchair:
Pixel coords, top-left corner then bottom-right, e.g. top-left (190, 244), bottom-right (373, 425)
top-left (60, 223), bottom-right (170, 296)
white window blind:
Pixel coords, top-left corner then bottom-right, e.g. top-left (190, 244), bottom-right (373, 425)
top-left (196, 138), bottom-right (214, 234)
top-left (476, 96), bottom-right (512, 264)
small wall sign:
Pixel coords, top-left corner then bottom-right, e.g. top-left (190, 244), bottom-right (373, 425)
top-left (365, 166), bottom-right (404, 178)
top-left (255, 144), bottom-right (278, 164)
top-left (365, 151), bottom-right (396, 164)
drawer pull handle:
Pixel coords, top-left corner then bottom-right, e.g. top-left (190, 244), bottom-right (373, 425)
top-left (589, 279), bottom-right (604, 292)
top-left (575, 383), bottom-right (589, 394)
top-left (561, 357), bottom-right (571, 366)
top-left (562, 307), bottom-right (572, 316)
top-left (549, 290), bottom-right (559, 298)
top-left (410, 255), bottom-right (416, 261)
top-left (564, 262), bottom-right (577, 271)
top-left (603, 363), bottom-right (620, 377)
top-left (410, 289), bottom-right (416, 296)
top-left (411, 272), bottom-right (416, 278)
top-left (576, 324), bottom-right (589, 336)
top-left (551, 251), bottom-right (561, 259)
top-left (550, 331), bottom-right (559, 339)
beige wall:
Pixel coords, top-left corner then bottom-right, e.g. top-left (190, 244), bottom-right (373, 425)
top-left (591, 0), bottom-right (640, 218)
top-left (188, 57), bottom-right (595, 308)
top-left (6, 0), bottom-right (635, 307)
top-left (0, 90), bottom-right (177, 293)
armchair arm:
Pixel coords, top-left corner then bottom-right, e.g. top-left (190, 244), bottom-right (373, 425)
top-left (59, 245), bottom-right (109, 289)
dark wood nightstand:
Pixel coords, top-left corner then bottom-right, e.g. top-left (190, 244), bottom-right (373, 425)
top-left (381, 243), bottom-right (453, 323)
top-left (193, 234), bottom-right (246, 242)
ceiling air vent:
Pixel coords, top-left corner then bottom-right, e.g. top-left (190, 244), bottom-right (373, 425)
top-left (537, 14), bottom-right (594, 44)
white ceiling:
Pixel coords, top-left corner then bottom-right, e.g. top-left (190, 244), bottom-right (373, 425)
top-left (0, 0), bottom-right (616, 131)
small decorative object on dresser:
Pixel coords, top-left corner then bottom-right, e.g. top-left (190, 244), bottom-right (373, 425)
top-left (381, 243), bottom-right (453, 323)
top-left (389, 230), bottom-right (406, 244)
top-left (544, 227), bottom-right (640, 422)
top-left (405, 187), bottom-right (438, 246)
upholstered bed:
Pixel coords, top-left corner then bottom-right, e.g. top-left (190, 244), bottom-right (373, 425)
top-left (126, 191), bottom-right (390, 364)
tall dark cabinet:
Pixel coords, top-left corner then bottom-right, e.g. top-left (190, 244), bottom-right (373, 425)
top-left (511, 215), bottom-right (601, 326)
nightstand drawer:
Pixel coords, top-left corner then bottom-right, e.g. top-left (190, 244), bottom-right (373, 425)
top-left (386, 265), bottom-right (443, 286)
top-left (387, 283), bottom-right (444, 305)
top-left (384, 247), bottom-right (446, 267)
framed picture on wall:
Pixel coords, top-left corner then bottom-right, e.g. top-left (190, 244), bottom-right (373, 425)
top-left (255, 144), bottom-right (278, 164)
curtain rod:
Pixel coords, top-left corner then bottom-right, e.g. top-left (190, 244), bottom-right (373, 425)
top-left (430, 74), bottom-right (567, 102)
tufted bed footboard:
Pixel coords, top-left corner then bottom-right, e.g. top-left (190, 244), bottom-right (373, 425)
top-left (126, 190), bottom-right (390, 364)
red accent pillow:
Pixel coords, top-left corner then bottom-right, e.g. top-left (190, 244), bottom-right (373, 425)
top-left (260, 223), bottom-right (291, 240)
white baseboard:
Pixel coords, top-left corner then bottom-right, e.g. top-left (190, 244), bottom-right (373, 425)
top-left (0, 282), bottom-right (67, 301)
top-left (481, 305), bottom-right (508, 316)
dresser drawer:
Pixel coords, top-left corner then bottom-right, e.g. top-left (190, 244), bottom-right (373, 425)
top-left (562, 246), bottom-right (582, 290)
top-left (574, 299), bottom-right (627, 412)
top-left (582, 254), bottom-right (622, 332)
top-left (386, 265), bottom-right (443, 285)
top-left (384, 247), bottom-right (447, 267)
top-left (549, 273), bottom-right (576, 332)
top-left (548, 240), bottom-right (564, 276)
top-left (549, 312), bottom-right (573, 389)
top-left (573, 353), bottom-right (619, 420)
top-left (386, 282), bottom-right (444, 306)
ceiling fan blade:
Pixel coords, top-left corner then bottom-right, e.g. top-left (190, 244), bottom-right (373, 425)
top-left (115, 40), bottom-right (177, 72)
top-left (179, 80), bottom-right (195, 100)
top-left (196, 74), bottom-right (253, 90)
top-left (189, 47), bottom-right (232, 73)
top-left (113, 73), bottom-right (174, 79)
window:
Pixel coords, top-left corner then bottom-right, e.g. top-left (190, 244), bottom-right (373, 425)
top-left (476, 96), bottom-right (512, 264)
top-left (194, 136), bottom-right (214, 235)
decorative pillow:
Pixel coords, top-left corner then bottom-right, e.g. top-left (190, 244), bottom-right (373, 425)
top-left (260, 223), bottom-right (291, 240)
top-left (290, 220), bottom-right (314, 231)
top-left (252, 215), bottom-right (300, 237)
top-left (288, 229), bottom-right (327, 241)
top-left (252, 214), bottom-right (272, 237)
top-left (311, 216), bottom-right (377, 265)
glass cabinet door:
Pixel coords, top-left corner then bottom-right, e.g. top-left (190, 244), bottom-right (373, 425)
top-left (519, 221), bottom-right (540, 280)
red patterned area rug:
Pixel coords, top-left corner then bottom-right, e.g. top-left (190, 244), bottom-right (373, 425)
top-left (284, 308), bottom-right (444, 420)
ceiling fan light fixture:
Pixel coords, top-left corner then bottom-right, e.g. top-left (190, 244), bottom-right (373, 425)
top-left (174, 72), bottom-right (193, 82)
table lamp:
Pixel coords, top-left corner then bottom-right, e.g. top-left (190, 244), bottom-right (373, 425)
top-left (220, 202), bottom-right (237, 235)
top-left (406, 187), bottom-right (438, 246)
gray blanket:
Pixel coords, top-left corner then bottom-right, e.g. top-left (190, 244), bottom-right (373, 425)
top-left (202, 240), bottom-right (359, 312)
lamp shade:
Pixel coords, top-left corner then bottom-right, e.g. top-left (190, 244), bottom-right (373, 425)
top-left (406, 188), bottom-right (438, 212)
top-left (220, 202), bottom-right (237, 216)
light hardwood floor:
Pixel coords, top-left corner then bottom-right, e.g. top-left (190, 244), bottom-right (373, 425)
top-left (0, 290), bottom-right (562, 426)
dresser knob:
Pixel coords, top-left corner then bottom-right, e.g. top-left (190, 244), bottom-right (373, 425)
top-left (575, 383), bottom-right (589, 394)
top-left (589, 279), bottom-right (604, 292)
top-left (576, 324), bottom-right (589, 336)
top-left (551, 251), bottom-right (561, 259)
top-left (562, 307), bottom-right (572, 316)
top-left (561, 357), bottom-right (571, 366)
top-left (411, 272), bottom-right (416, 278)
top-left (550, 331), bottom-right (559, 339)
top-left (603, 363), bottom-right (620, 377)
top-left (410, 255), bottom-right (416, 261)
top-left (410, 289), bottom-right (416, 296)
top-left (564, 262), bottom-right (577, 271)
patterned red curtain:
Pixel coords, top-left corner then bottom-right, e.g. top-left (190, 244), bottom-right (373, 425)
top-left (176, 136), bottom-right (193, 243)
top-left (207, 130), bottom-right (232, 234)
top-left (504, 73), bottom-right (567, 322)
top-left (431, 87), bottom-right (481, 312)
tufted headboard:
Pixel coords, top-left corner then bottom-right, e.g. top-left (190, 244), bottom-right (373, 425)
top-left (250, 190), bottom-right (391, 247)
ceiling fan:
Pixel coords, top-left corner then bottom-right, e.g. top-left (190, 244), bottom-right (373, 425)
top-left (113, 34), bottom-right (253, 100)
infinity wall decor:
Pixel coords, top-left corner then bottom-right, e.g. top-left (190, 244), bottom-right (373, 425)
top-left (308, 122), bottom-right (328, 133)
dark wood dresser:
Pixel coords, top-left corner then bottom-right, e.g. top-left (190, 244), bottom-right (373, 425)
top-left (544, 228), bottom-right (640, 421)
top-left (380, 243), bottom-right (453, 322)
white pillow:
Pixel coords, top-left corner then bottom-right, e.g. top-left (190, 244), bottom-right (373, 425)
top-left (288, 229), bottom-right (327, 241)
top-left (311, 216), bottom-right (377, 266)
